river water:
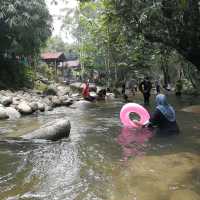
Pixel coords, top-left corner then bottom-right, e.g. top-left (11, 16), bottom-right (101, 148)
top-left (0, 94), bottom-right (200, 200)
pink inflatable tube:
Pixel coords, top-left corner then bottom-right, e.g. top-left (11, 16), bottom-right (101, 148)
top-left (120, 103), bottom-right (150, 128)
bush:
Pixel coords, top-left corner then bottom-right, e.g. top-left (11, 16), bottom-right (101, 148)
top-left (0, 58), bottom-right (34, 89)
top-left (37, 62), bottom-right (54, 80)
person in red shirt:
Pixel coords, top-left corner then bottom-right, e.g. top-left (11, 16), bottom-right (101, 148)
top-left (82, 80), bottom-right (95, 101)
top-left (82, 81), bottom-right (90, 98)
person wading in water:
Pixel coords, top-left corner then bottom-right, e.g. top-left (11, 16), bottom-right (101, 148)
top-left (139, 77), bottom-right (152, 105)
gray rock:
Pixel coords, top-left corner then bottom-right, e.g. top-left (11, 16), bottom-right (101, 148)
top-left (29, 102), bottom-right (38, 112)
top-left (59, 95), bottom-right (69, 102)
top-left (22, 119), bottom-right (71, 141)
top-left (44, 86), bottom-right (57, 96)
top-left (17, 101), bottom-right (32, 114)
top-left (45, 105), bottom-right (53, 111)
top-left (62, 99), bottom-right (73, 107)
top-left (0, 107), bottom-right (9, 119)
top-left (0, 96), bottom-right (12, 106)
top-left (37, 102), bottom-right (45, 112)
top-left (12, 97), bottom-right (21, 105)
top-left (51, 96), bottom-right (62, 107)
top-left (6, 107), bottom-right (21, 119)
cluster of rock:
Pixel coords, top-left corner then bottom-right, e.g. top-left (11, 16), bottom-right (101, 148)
top-left (0, 85), bottom-right (77, 120)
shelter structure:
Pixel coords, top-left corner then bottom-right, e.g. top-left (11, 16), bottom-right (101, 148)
top-left (41, 52), bottom-right (66, 77)
top-left (63, 60), bottom-right (81, 82)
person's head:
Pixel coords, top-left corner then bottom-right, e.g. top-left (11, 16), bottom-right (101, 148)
top-left (155, 94), bottom-right (175, 121)
top-left (156, 94), bottom-right (168, 106)
top-left (144, 76), bottom-right (149, 81)
top-left (84, 80), bottom-right (89, 85)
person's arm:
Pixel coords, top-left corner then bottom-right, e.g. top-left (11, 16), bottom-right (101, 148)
top-left (149, 109), bottom-right (161, 127)
top-left (139, 82), bottom-right (144, 93)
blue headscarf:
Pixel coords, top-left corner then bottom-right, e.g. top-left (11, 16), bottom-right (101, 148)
top-left (156, 94), bottom-right (176, 122)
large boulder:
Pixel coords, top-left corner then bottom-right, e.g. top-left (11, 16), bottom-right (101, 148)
top-left (21, 119), bottom-right (71, 141)
top-left (57, 86), bottom-right (70, 96)
top-left (0, 107), bottom-right (9, 119)
top-left (5, 107), bottom-right (21, 119)
top-left (17, 101), bottom-right (33, 114)
top-left (43, 85), bottom-right (57, 96)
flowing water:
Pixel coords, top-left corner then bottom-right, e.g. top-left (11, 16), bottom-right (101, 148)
top-left (0, 94), bottom-right (200, 200)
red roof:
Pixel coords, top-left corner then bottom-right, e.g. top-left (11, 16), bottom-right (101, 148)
top-left (41, 52), bottom-right (65, 60)
top-left (64, 60), bottom-right (80, 68)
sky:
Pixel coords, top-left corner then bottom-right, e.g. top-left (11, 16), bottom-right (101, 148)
top-left (45, 0), bottom-right (78, 43)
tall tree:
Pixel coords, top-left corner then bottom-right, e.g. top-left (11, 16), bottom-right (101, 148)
top-left (0, 0), bottom-right (52, 57)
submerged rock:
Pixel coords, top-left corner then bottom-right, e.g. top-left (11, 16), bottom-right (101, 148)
top-left (181, 105), bottom-right (200, 113)
top-left (21, 119), bottom-right (71, 141)
top-left (170, 190), bottom-right (200, 200)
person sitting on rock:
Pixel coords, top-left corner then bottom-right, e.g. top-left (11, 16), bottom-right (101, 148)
top-left (82, 80), bottom-right (95, 102)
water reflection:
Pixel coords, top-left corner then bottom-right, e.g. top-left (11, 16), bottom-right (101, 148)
top-left (117, 127), bottom-right (153, 161)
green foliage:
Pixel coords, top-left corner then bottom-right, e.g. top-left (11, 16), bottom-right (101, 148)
top-left (0, 58), bottom-right (34, 89)
top-left (34, 81), bottom-right (48, 92)
top-left (0, 0), bottom-right (52, 56)
top-left (37, 62), bottom-right (54, 80)
top-left (43, 36), bottom-right (68, 53)
top-left (108, 0), bottom-right (200, 71)
top-left (0, 0), bottom-right (52, 89)
top-left (74, 0), bottom-right (200, 89)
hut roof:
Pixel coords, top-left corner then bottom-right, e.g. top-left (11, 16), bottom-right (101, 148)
top-left (41, 52), bottom-right (66, 61)
top-left (64, 60), bottom-right (80, 68)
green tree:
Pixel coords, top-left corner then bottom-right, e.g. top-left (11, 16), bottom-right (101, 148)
top-left (0, 0), bottom-right (52, 88)
top-left (0, 0), bottom-right (52, 57)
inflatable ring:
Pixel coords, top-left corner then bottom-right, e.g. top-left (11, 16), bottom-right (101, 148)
top-left (120, 103), bottom-right (150, 128)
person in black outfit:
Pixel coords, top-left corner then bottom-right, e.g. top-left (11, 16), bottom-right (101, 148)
top-left (121, 83), bottom-right (128, 102)
top-left (139, 77), bottom-right (152, 105)
top-left (155, 80), bottom-right (161, 94)
top-left (135, 94), bottom-right (179, 136)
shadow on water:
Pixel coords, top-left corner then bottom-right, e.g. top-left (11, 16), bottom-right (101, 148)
top-left (0, 95), bottom-right (200, 200)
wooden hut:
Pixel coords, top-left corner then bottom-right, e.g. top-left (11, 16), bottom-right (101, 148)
top-left (41, 52), bottom-right (66, 77)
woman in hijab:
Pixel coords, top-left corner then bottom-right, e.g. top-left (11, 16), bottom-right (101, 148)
top-left (136, 94), bottom-right (179, 135)
top-left (147, 94), bottom-right (179, 135)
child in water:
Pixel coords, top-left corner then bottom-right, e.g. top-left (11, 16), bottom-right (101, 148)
top-left (136, 94), bottom-right (179, 135)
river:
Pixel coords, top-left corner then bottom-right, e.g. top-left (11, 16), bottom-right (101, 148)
top-left (0, 94), bottom-right (200, 200)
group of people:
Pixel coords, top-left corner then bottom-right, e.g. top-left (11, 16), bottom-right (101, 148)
top-left (122, 77), bottom-right (183, 105)
top-left (125, 77), bottom-right (179, 135)
top-left (82, 78), bottom-right (179, 136)
top-left (82, 80), bottom-right (108, 102)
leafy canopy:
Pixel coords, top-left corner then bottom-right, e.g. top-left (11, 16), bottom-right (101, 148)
top-left (0, 0), bottom-right (52, 56)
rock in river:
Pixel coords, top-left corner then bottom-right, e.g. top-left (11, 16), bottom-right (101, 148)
top-left (0, 107), bottom-right (9, 119)
top-left (0, 96), bottom-right (12, 106)
top-left (6, 107), bottom-right (21, 119)
top-left (181, 105), bottom-right (200, 113)
top-left (17, 101), bottom-right (32, 114)
top-left (21, 119), bottom-right (71, 141)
